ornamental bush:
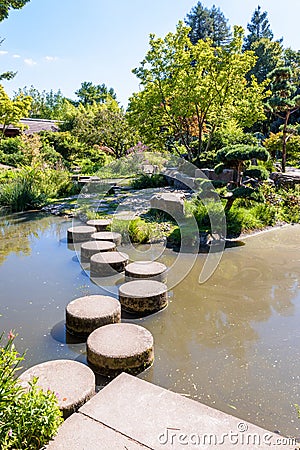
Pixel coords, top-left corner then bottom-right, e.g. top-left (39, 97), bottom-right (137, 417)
top-left (0, 331), bottom-right (63, 449)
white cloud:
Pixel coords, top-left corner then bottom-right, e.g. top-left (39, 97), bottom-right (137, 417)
top-left (24, 58), bottom-right (37, 66)
top-left (0, 51), bottom-right (8, 56)
top-left (44, 55), bottom-right (58, 62)
top-left (12, 54), bottom-right (21, 58)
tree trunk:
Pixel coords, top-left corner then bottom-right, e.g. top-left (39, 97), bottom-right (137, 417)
top-left (282, 111), bottom-right (290, 173)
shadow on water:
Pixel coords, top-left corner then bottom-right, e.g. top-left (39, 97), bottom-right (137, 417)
top-left (51, 321), bottom-right (86, 345)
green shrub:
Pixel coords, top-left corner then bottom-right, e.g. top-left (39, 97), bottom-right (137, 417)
top-left (0, 332), bottom-right (63, 449)
top-left (131, 174), bottom-right (168, 189)
top-left (244, 165), bottom-right (269, 181)
top-left (112, 218), bottom-right (151, 244)
top-left (0, 167), bottom-right (78, 212)
top-left (0, 171), bottom-right (46, 212)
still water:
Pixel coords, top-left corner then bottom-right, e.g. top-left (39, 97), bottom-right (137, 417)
top-left (0, 212), bottom-right (299, 438)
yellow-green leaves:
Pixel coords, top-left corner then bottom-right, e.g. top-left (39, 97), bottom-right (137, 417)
top-left (129, 23), bottom-right (269, 160)
top-left (0, 85), bottom-right (32, 138)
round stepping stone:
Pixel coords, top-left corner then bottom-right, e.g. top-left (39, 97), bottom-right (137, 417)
top-left (67, 226), bottom-right (96, 243)
top-left (66, 295), bottom-right (121, 336)
top-left (81, 240), bottom-right (116, 262)
top-left (90, 251), bottom-right (129, 277)
top-left (125, 260), bottom-right (167, 282)
top-left (87, 323), bottom-right (154, 376)
top-left (119, 280), bottom-right (168, 314)
top-left (86, 219), bottom-right (111, 232)
top-left (91, 231), bottom-right (122, 246)
top-left (19, 360), bottom-right (95, 418)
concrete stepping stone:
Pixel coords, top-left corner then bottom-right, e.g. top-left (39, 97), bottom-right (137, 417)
top-left (86, 219), bottom-right (111, 232)
top-left (90, 251), bottom-right (129, 277)
top-left (119, 279), bottom-right (168, 314)
top-left (87, 323), bottom-right (154, 376)
top-left (91, 231), bottom-right (122, 246)
top-left (125, 260), bottom-right (167, 282)
top-left (67, 225), bottom-right (96, 243)
top-left (80, 240), bottom-right (116, 262)
top-left (19, 360), bottom-right (95, 418)
top-left (66, 295), bottom-right (121, 336)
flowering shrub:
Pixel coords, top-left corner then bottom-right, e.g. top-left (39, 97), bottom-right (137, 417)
top-left (0, 331), bottom-right (63, 449)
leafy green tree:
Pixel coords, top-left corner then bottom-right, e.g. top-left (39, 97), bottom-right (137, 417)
top-left (243, 6), bottom-right (274, 51)
top-left (267, 67), bottom-right (300, 172)
top-left (0, 84), bottom-right (31, 139)
top-left (74, 81), bottom-right (117, 106)
top-left (66, 102), bottom-right (137, 158)
top-left (14, 86), bottom-right (75, 120)
top-left (185, 1), bottom-right (231, 47)
top-left (129, 23), bottom-right (268, 162)
top-left (0, 0), bottom-right (29, 21)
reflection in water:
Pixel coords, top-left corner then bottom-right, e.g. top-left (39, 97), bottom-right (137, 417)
top-left (0, 212), bottom-right (62, 265)
top-left (0, 213), bottom-right (299, 438)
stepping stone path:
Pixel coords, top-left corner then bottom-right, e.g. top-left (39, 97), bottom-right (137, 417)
top-left (87, 323), bottom-right (154, 376)
top-left (19, 360), bottom-right (95, 418)
top-left (86, 219), bottom-right (111, 232)
top-left (119, 279), bottom-right (168, 314)
top-left (67, 225), bottom-right (96, 243)
top-left (80, 240), bottom-right (116, 262)
top-left (125, 260), bottom-right (167, 282)
top-left (90, 251), bottom-right (129, 277)
top-left (66, 295), bottom-right (121, 336)
top-left (91, 231), bottom-right (122, 246)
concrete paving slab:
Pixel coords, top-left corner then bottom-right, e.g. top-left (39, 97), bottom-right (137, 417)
top-left (46, 413), bottom-right (148, 449)
top-left (80, 373), bottom-right (298, 449)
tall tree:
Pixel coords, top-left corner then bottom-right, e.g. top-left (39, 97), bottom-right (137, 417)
top-left (0, 84), bottom-right (31, 138)
top-left (129, 23), bottom-right (268, 161)
top-left (185, 2), bottom-right (231, 47)
top-left (267, 67), bottom-right (300, 172)
top-left (14, 86), bottom-right (75, 120)
top-left (0, 0), bottom-right (30, 21)
top-left (74, 82), bottom-right (117, 106)
top-left (247, 38), bottom-right (283, 83)
top-left (65, 102), bottom-right (137, 158)
top-left (243, 6), bottom-right (274, 51)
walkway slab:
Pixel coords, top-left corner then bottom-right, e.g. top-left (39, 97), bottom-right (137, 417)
top-left (47, 411), bottom-right (148, 449)
top-left (79, 373), bottom-right (298, 449)
top-left (48, 373), bottom-right (298, 449)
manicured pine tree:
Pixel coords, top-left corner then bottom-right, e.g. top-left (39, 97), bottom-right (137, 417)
top-left (267, 67), bottom-right (300, 172)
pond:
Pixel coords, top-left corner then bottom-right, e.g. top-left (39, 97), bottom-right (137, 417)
top-left (0, 212), bottom-right (299, 439)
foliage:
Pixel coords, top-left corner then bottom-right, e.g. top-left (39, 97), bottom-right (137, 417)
top-left (0, 170), bottom-right (46, 212)
top-left (215, 144), bottom-right (269, 185)
top-left (14, 86), bottom-right (75, 120)
top-left (0, 331), bottom-right (62, 449)
top-left (184, 1), bottom-right (231, 47)
top-left (243, 165), bottom-right (269, 180)
top-left (64, 102), bottom-right (137, 158)
top-left (267, 67), bottom-right (300, 172)
top-left (247, 38), bottom-right (283, 83)
top-left (0, 135), bottom-right (64, 168)
top-left (243, 5), bottom-right (274, 51)
top-left (0, 85), bottom-right (32, 138)
top-left (0, 166), bottom-right (76, 211)
top-left (74, 81), bottom-right (117, 106)
top-left (131, 173), bottom-right (167, 189)
top-left (0, 0), bottom-right (29, 21)
top-left (129, 23), bottom-right (268, 161)
top-left (264, 131), bottom-right (300, 166)
top-left (112, 218), bottom-right (151, 244)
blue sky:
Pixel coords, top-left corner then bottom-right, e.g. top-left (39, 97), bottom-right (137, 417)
top-left (0, 0), bottom-right (300, 108)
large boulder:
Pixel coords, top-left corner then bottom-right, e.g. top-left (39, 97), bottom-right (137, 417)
top-left (150, 192), bottom-right (185, 218)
